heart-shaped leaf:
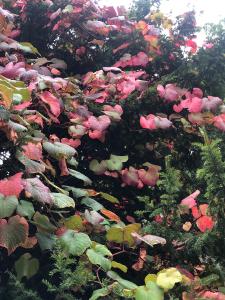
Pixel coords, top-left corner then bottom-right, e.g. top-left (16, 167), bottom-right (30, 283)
top-left (156, 268), bottom-right (183, 291)
top-left (0, 215), bottom-right (29, 255)
top-left (15, 253), bottom-right (39, 281)
top-left (106, 155), bottom-right (128, 171)
top-left (89, 160), bottom-right (107, 175)
top-left (60, 230), bottom-right (91, 256)
top-left (106, 224), bottom-right (141, 247)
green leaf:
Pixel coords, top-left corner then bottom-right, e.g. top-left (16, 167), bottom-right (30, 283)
top-left (100, 192), bottom-right (119, 204)
top-left (0, 194), bottom-right (18, 218)
top-left (33, 212), bottom-right (56, 233)
top-left (107, 271), bottom-right (138, 289)
top-left (62, 4), bottom-right (73, 13)
top-left (69, 169), bottom-right (92, 186)
top-left (16, 200), bottom-right (35, 219)
top-left (8, 120), bottom-right (27, 132)
top-left (89, 287), bottom-right (110, 300)
top-left (15, 253), bottom-right (39, 281)
top-left (89, 159), bottom-right (107, 175)
top-left (0, 75), bottom-right (30, 108)
top-left (36, 232), bottom-right (56, 251)
top-left (111, 261), bottom-right (128, 273)
top-left (63, 186), bottom-right (89, 198)
top-left (81, 197), bottom-right (103, 211)
top-left (135, 282), bottom-right (164, 300)
top-left (86, 244), bottom-right (112, 271)
top-left (43, 142), bottom-right (76, 159)
top-left (60, 230), bottom-right (91, 256)
top-left (106, 155), bottom-right (128, 171)
top-left (51, 192), bottom-right (75, 208)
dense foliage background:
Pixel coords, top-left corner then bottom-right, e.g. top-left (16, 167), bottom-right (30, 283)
top-left (0, 0), bottom-right (224, 299)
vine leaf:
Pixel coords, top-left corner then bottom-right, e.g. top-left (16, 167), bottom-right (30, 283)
top-left (60, 230), bottom-right (91, 256)
top-left (15, 253), bottom-right (39, 281)
top-left (0, 194), bottom-right (18, 218)
top-left (0, 172), bottom-right (23, 197)
top-left (51, 192), bottom-right (75, 208)
top-left (0, 215), bottom-right (29, 255)
top-left (23, 177), bottom-right (53, 205)
top-left (87, 243), bottom-right (112, 271)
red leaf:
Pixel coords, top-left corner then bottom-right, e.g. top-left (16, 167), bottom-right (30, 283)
top-left (196, 216), bottom-right (214, 232)
top-left (39, 91), bottom-right (61, 117)
top-left (191, 206), bottom-right (201, 219)
top-left (132, 248), bottom-right (147, 271)
top-left (185, 39), bottom-right (197, 53)
top-left (0, 172), bottom-right (23, 197)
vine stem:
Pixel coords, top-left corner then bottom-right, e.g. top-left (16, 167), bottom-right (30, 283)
top-left (39, 172), bottom-right (68, 195)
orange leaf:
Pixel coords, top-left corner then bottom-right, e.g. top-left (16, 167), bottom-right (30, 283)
top-left (100, 209), bottom-right (121, 223)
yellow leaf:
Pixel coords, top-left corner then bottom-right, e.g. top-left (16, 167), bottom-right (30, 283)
top-left (106, 223), bottom-right (141, 247)
top-left (64, 215), bottom-right (84, 231)
top-left (145, 274), bottom-right (157, 284)
top-left (100, 192), bottom-right (119, 204)
top-left (156, 268), bottom-right (183, 291)
top-left (19, 42), bottom-right (40, 55)
top-left (112, 261), bottom-right (128, 273)
top-left (123, 223), bottom-right (141, 247)
top-left (182, 222), bottom-right (192, 232)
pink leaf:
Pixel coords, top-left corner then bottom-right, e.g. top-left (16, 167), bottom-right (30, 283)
top-left (213, 114), bottom-right (225, 131)
top-left (180, 190), bottom-right (200, 208)
top-left (39, 91), bottom-right (61, 117)
top-left (22, 142), bottom-right (43, 161)
top-left (23, 178), bottom-right (53, 205)
top-left (0, 172), bottom-right (23, 197)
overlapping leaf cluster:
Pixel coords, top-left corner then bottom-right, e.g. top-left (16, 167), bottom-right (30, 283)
top-left (0, 0), bottom-right (224, 299)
